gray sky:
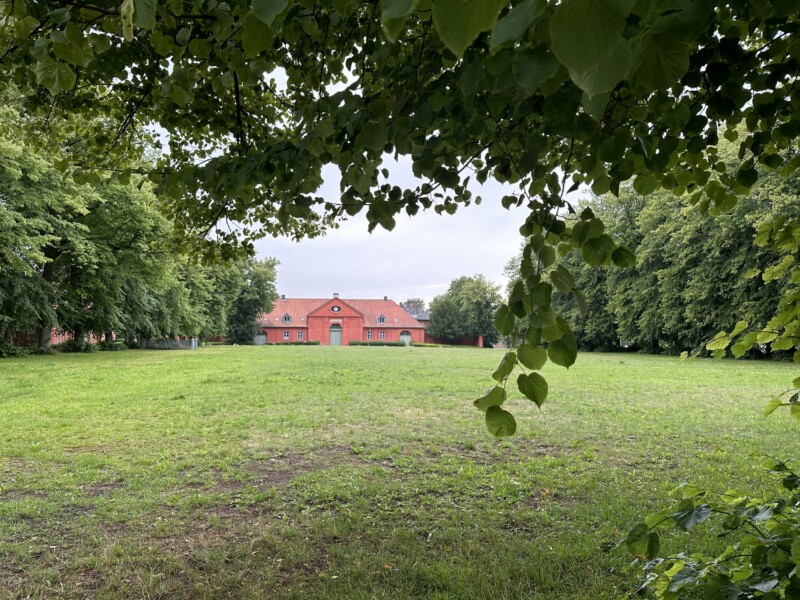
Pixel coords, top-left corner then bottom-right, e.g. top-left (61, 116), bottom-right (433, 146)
top-left (253, 158), bottom-right (532, 305)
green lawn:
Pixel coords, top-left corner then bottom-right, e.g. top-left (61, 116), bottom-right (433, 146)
top-left (0, 346), bottom-right (796, 599)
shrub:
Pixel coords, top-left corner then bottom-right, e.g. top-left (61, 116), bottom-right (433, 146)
top-left (349, 340), bottom-right (407, 347)
top-left (55, 340), bottom-right (98, 353)
top-left (0, 341), bottom-right (28, 358)
top-left (98, 341), bottom-right (124, 351)
top-left (268, 340), bottom-right (320, 345)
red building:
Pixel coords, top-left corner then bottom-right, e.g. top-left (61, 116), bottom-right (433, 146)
top-left (259, 295), bottom-right (426, 345)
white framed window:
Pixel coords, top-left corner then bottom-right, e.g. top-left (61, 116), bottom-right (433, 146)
top-left (283, 331), bottom-right (289, 340)
top-left (367, 330), bottom-right (373, 340)
top-left (377, 314), bottom-right (386, 324)
top-left (297, 331), bottom-right (303, 340)
top-left (283, 313), bottom-right (291, 324)
top-left (380, 331), bottom-right (386, 340)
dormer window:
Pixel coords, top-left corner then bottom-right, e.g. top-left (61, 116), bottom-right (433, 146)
top-left (282, 313), bottom-right (292, 324)
top-left (378, 314), bottom-right (386, 324)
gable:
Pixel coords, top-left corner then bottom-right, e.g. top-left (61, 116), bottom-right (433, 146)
top-left (307, 298), bottom-right (364, 319)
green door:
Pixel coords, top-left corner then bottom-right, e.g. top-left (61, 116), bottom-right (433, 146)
top-left (400, 331), bottom-right (412, 345)
top-left (329, 324), bottom-right (342, 346)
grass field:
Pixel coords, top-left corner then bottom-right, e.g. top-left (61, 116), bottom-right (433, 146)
top-left (0, 346), bottom-right (797, 599)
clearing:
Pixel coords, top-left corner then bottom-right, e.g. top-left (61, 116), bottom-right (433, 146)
top-left (0, 346), bottom-right (796, 599)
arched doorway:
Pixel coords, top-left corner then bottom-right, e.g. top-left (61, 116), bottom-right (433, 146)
top-left (399, 330), bottom-right (412, 345)
top-left (329, 323), bottom-right (342, 346)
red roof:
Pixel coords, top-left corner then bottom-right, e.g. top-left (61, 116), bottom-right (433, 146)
top-left (260, 298), bottom-right (424, 329)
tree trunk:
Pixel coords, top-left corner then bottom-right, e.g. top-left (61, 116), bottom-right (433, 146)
top-left (37, 257), bottom-right (56, 350)
top-left (105, 330), bottom-right (114, 344)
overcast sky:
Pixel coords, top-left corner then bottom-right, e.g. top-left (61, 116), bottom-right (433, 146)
top-left (253, 158), bottom-right (536, 305)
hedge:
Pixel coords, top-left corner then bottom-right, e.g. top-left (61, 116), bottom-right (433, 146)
top-left (349, 340), bottom-right (408, 347)
top-left (263, 340), bottom-right (321, 345)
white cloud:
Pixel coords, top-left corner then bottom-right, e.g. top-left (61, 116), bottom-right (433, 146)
top-left (254, 158), bottom-right (529, 304)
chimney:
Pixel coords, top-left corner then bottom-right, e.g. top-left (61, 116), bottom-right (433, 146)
top-left (333, 292), bottom-right (339, 298)
top-left (383, 296), bottom-right (388, 302)
top-left (281, 294), bottom-right (285, 301)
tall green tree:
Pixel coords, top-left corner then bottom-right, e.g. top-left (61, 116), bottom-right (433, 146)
top-left (428, 275), bottom-right (501, 345)
top-left (226, 258), bottom-right (278, 344)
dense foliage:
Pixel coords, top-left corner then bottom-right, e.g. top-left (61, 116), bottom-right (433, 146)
top-left (427, 275), bottom-right (501, 346)
top-left (0, 109), bottom-right (278, 350)
top-left (225, 257), bottom-right (278, 344)
top-left (504, 168), bottom-right (797, 355)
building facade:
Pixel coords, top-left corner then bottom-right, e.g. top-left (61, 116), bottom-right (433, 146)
top-left (259, 295), bottom-right (426, 345)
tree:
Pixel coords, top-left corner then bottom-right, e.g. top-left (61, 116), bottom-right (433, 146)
top-left (427, 275), bottom-right (501, 345)
top-left (426, 295), bottom-right (463, 342)
top-left (225, 258), bottom-right (278, 344)
top-left (2, 1), bottom-right (800, 431)
top-left (400, 298), bottom-right (427, 314)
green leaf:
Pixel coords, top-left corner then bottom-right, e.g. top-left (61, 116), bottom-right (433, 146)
top-left (474, 386), bottom-right (507, 412)
top-left (706, 331), bottom-right (730, 351)
top-left (736, 167), bottom-right (758, 188)
top-left (633, 173), bottom-right (659, 196)
top-left (793, 376), bottom-right (800, 389)
top-left (517, 342), bottom-right (547, 370)
top-left (702, 574), bottom-right (741, 600)
top-left (150, 30), bottom-right (174, 56)
top-left (517, 372), bottom-right (548, 407)
top-left (549, 0), bottom-right (629, 75)
top-left (485, 405), bottom-right (517, 437)
top-left (531, 282), bottom-right (552, 308)
top-left (35, 58), bottom-right (76, 95)
top-left (494, 305), bottom-right (515, 336)
top-left (671, 500), bottom-right (712, 531)
top-left (242, 11), bottom-right (275, 56)
top-left (133, 0), bottom-right (156, 29)
top-left (668, 566), bottom-right (700, 593)
top-left (380, 0), bottom-right (413, 42)
top-left (625, 522), bottom-right (650, 556)
top-left (570, 40), bottom-right (632, 98)
top-left (611, 246), bottom-right (636, 268)
top-left (550, 264), bottom-right (576, 292)
top-left (490, 0), bottom-right (545, 50)
top-left (432, 0), bottom-right (508, 58)
top-left (763, 398), bottom-right (782, 417)
top-left (492, 351), bottom-right (517, 382)
top-left (548, 333), bottom-right (577, 368)
top-left (634, 34), bottom-right (690, 91)
top-left (252, 0), bottom-right (289, 26)
top-left (512, 46), bottom-right (560, 93)
top-left (581, 234), bottom-right (614, 265)
top-left (730, 320), bottom-right (748, 337)
top-left (538, 245), bottom-right (556, 268)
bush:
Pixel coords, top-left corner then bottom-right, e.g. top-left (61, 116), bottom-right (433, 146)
top-left (606, 455), bottom-right (800, 598)
top-left (98, 341), bottom-right (124, 351)
top-left (55, 340), bottom-right (98, 353)
top-left (349, 340), bottom-right (407, 346)
top-left (0, 341), bottom-right (28, 358)
top-left (267, 340), bottom-right (321, 345)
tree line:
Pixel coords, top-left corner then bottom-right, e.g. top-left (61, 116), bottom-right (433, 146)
top-left (505, 146), bottom-right (797, 356)
top-left (0, 106), bottom-right (277, 356)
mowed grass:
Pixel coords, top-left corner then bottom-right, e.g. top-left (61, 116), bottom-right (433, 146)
top-left (0, 346), bottom-right (796, 599)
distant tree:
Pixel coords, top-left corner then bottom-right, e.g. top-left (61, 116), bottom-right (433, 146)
top-left (226, 258), bottom-right (279, 344)
top-left (426, 296), bottom-right (463, 343)
top-left (427, 276), bottom-right (501, 346)
top-left (400, 298), bottom-right (427, 314)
